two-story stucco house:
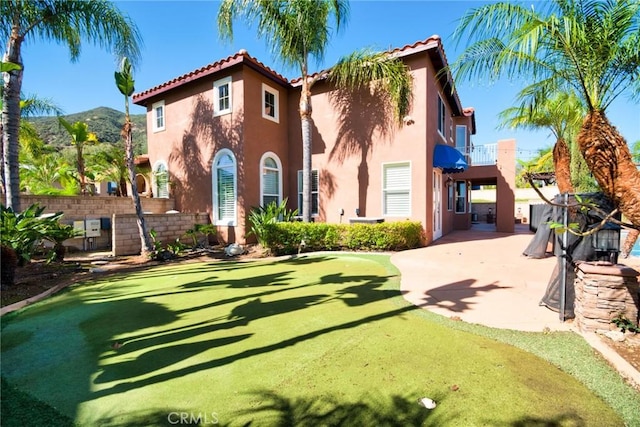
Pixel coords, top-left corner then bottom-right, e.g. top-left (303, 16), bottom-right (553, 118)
top-left (132, 35), bottom-right (515, 246)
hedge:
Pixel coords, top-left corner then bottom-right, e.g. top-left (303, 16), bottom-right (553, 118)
top-left (261, 221), bottom-right (425, 255)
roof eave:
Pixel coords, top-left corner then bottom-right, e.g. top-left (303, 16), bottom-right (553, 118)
top-left (132, 53), bottom-right (290, 106)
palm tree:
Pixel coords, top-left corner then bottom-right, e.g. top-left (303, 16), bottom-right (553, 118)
top-left (0, 89), bottom-right (62, 195)
top-left (58, 118), bottom-right (99, 195)
top-left (218, 0), bottom-right (412, 222)
top-left (452, 0), bottom-right (640, 229)
top-left (498, 89), bottom-right (591, 193)
top-left (19, 137), bottom-right (77, 195)
top-left (1, 0), bottom-right (141, 211)
top-left (86, 144), bottom-right (128, 196)
top-left (115, 57), bottom-right (152, 256)
top-left (516, 147), bottom-right (554, 188)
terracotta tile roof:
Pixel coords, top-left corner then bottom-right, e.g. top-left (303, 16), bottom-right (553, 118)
top-left (134, 154), bottom-right (150, 166)
top-left (289, 35), bottom-right (443, 86)
top-left (133, 35), bottom-right (473, 121)
top-left (132, 50), bottom-right (290, 106)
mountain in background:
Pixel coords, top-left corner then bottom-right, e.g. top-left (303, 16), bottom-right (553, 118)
top-left (27, 106), bottom-right (147, 154)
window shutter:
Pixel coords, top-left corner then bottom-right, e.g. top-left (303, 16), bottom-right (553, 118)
top-left (384, 163), bottom-right (410, 216)
top-left (216, 153), bottom-right (236, 221)
top-left (263, 170), bottom-right (278, 195)
top-left (154, 164), bottom-right (169, 198)
top-left (218, 167), bottom-right (235, 219)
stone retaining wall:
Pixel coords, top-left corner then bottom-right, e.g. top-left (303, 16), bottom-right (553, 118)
top-left (574, 262), bottom-right (639, 333)
top-left (112, 213), bottom-right (210, 256)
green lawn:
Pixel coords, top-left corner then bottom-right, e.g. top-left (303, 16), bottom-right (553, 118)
top-left (1, 254), bottom-right (637, 426)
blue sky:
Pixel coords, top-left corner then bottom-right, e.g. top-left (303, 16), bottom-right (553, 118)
top-left (20, 0), bottom-right (640, 159)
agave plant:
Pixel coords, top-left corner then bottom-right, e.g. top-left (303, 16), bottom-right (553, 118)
top-left (248, 199), bottom-right (298, 246)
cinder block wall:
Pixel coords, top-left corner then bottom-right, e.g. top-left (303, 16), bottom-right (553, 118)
top-left (20, 195), bottom-right (176, 251)
top-left (112, 213), bottom-right (210, 256)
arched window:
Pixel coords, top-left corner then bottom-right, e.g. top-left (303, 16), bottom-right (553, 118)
top-left (260, 153), bottom-right (282, 207)
top-left (212, 149), bottom-right (237, 225)
top-left (153, 161), bottom-right (169, 198)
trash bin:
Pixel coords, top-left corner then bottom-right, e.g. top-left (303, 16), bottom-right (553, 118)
top-left (471, 213), bottom-right (478, 222)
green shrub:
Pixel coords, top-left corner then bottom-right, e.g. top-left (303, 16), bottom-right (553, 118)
top-left (0, 204), bottom-right (65, 266)
top-left (248, 199), bottom-right (298, 246)
top-left (262, 220), bottom-right (423, 255)
top-left (42, 222), bottom-right (83, 263)
top-left (182, 223), bottom-right (216, 248)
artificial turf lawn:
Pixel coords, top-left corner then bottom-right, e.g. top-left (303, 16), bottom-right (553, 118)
top-left (0, 254), bottom-right (632, 426)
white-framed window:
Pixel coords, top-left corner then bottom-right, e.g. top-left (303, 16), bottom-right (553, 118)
top-left (297, 169), bottom-right (319, 216)
top-left (455, 180), bottom-right (467, 214)
top-left (212, 149), bottom-right (237, 225)
top-left (213, 77), bottom-right (232, 116)
top-left (153, 161), bottom-right (169, 198)
top-left (152, 100), bottom-right (165, 132)
top-left (456, 125), bottom-right (467, 156)
top-left (447, 184), bottom-right (454, 211)
top-left (260, 152), bottom-right (282, 206)
top-left (262, 83), bottom-right (279, 123)
top-left (383, 162), bottom-right (411, 216)
top-left (437, 95), bottom-right (446, 140)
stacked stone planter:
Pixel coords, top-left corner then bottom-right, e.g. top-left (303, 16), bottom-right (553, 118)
top-left (574, 262), bottom-right (639, 334)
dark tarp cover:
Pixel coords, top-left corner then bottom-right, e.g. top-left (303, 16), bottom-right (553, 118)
top-left (523, 193), bottom-right (618, 318)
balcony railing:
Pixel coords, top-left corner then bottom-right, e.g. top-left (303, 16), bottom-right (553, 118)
top-left (464, 143), bottom-right (497, 166)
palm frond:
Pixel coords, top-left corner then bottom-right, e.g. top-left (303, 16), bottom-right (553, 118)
top-left (328, 49), bottom-right (412, 123)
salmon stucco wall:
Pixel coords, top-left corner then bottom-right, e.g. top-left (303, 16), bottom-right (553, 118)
top-left (144, 65), bottom-right (291, 244)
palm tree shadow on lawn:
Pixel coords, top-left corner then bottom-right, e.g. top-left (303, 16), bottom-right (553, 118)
top-left (419, 279), bottom-right (508, 313)
top-left (34, 259), bottom-right (403, 406)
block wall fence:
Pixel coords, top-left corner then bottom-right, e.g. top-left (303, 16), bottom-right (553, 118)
top-left (112, 213), bottom-right (210, 256)
top-left (19, 195), bottom-right (211, 256)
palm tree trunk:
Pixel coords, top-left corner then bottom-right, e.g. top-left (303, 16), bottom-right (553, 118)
top-left (77, 144), bottom-right (86, 195)
top-left (578, 110), bottom-right (640, 228)
top-left (2, 32), bottom-right (24, 211)
top-left (300, 81), bottom-right (313, 223)
top-left (1, 121), bottom-right (5, 196)
top-left (124, 121), bottom-right (152, 255)
top-left (621, 228), bottom-right (639, 258)
top-left (553, 137), bottom-right (573, 194)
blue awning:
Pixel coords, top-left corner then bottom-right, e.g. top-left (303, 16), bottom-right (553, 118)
top-left (433, 144), bottom-right (468, 173)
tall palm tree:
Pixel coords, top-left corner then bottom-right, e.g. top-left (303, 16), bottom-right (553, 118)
top-left (218, 0), bottom-right (412, 222)
top-left (58, 118), bottom-right (99, 195)
top-left (498, 89), bottom-right (590, 193)
top-left (0, 88), bottom-right (62, 196)
top-left (115, 57), bottom-right (152, 256)
top-left (87, 144), bottom-right (128, 196)
top-left (452, 0), bottom-right (640, 229)
top-left (0, 0), bottom-right (141, 211)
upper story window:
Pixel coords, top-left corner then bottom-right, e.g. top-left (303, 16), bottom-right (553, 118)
top-left (383, 162), bottom-right (411, 216)
top-left (456, 125), bottom-right (468, 156)
top-left (261, 153), bottom-right (282, 206)
top-left (212, 149), bottom-right (237, 225)
top-left (214, 77), bottom-right (232, 116)
top-left (437, 95), bottom-right (446, 140)
top-left (152, 100), bottom-right (165, 132)
top-left (262, 83), bottom-right (279, 123)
